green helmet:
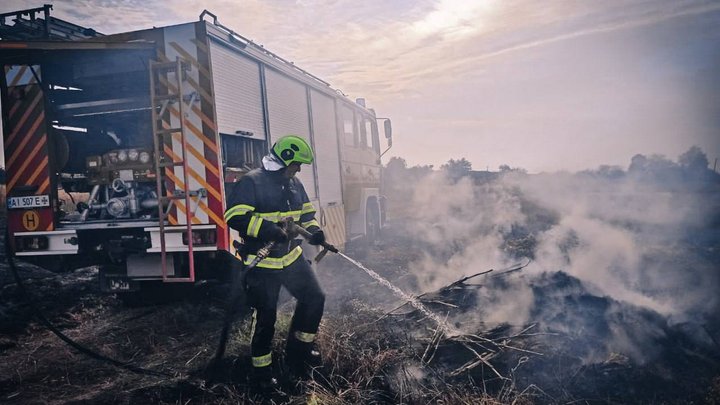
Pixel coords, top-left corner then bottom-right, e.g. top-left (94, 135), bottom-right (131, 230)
top-left (272, 135), bottom-right (314, 166)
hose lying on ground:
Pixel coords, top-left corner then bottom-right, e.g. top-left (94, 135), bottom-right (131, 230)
top-left (4, 229), bottom-right (172, 378)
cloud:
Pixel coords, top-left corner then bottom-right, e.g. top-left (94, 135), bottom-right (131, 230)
top-left (1, 0), bottom-right (718, 171)
top-left (5, 0), bottom-right (716, 100)
top-left (408, 0), bottom-right (499, 41)
top-left (450, 1), bottom-right (720, 74)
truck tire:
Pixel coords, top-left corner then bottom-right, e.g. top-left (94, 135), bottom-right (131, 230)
top-left (116, 281), bottom-right (191, 307)
top-left (350, 199), bottom-right (381, 258)
top-left (25, 256), bottom-right (71, 273)
top-left (365, 198), bottom-right (381, 242)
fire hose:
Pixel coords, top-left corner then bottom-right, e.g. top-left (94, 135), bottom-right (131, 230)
top-left (208, 221), bottom-right (337, 372)
top-left (210, 220), bottom-right (534, 374)
top-left (4, 220), bottom-right (337, 379)
top-left (207, 219), bottom-right (470, 371)
top-left (208, 240), bottom-right (275, 369)
top-left (3, 228), bottom-right (172, 377)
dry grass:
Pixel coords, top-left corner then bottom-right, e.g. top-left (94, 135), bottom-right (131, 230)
top-left (2, 213), bottom-right (717, 403)
top-left (708, 376), bottom-right (720, 405)
top-left (300, 299), bottom-right (540, 405)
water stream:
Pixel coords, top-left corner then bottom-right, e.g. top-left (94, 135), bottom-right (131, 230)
top-left (338, 252), bottom-right (458, 335)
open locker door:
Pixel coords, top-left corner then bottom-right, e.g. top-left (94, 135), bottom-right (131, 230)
top-left (0, 40), bottom-right (155, 255)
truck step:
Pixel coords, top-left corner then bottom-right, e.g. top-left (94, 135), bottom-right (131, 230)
top-left (159, 161), bottom-right (184, 168)
top-left (162, 277), bottom-right (195, 283)
top-left (151, 61), bottom-right (188, 72)
top-left (153, 94), bottom-right (179, 102)
top-left (156, 127), bottom-right (183, 136)
top-left (159, 195), bottom-right (186, 203)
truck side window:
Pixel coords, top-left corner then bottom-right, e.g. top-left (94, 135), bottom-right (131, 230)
top-left (365, 119), bottom-right (375, 150)
top-left (342, 106), bottom-right (355, 146)
top-left (358, 116), bottom-right (368, 148)
top-left (221, 134), bottom-right (266, 170)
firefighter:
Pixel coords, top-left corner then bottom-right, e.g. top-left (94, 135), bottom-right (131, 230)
top-left (224, 135), bottom-right (327, 389)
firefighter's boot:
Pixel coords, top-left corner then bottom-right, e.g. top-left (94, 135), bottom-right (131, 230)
top-left (285, 335), bottom-right (321, 380)
top-left (306, 342), bottom-right (322, 369)
top-left (250, 366), bottom-right (279, 395)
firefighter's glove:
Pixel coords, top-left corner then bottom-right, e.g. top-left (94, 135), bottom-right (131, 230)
top-left (280, 217), bottom-right (300, 239)
top-left (267, 225), bottom-right (289, 243)
top-left (309, 230), bottom-right (326, 246)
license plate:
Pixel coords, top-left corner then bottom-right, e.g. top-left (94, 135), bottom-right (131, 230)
top-left (7, 195), bottom-right (50, 209)
top-left (101, 276), bottom-right (139, 292)
top-left (108, 279), bottom-right (132, 291)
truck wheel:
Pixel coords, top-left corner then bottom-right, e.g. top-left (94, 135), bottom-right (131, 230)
top-left (366, 199), bottom-right (381, 242)
top-left (116, 290), bottom-right (149, 307)
top-left (116, 281), bottom-right (190, 307)
top-left (25, 256), bottom-right (71, 273)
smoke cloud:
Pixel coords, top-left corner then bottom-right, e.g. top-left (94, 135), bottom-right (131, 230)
top-left (396, 167), bottom-right (719, 362)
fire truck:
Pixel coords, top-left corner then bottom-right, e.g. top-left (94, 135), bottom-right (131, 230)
top-left (0, 5), bottom-right (392, 295)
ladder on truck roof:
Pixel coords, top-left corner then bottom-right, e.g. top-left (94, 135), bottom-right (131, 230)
top-left (149, 57), bottom-right (201, 283)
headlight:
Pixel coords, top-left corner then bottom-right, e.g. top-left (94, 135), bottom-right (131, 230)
top-left (139, 151), bottom-right (151, 164)
top-left (117, 150), bottom-right (128, 162)
top-left (128, 149), bottom-right (139, 161)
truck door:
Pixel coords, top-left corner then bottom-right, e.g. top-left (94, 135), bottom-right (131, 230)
top-left (0, 41), bottom-right (155, 239)
top-left (3, 64), bottom-right (53, 234)
top-left (309, 89), bottom-right (346, 247)
top-left (264, 68), bottom-right (319, 200)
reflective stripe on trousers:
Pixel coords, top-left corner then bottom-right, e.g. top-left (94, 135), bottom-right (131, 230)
top-left (252, 352), bottom-right (272, 368)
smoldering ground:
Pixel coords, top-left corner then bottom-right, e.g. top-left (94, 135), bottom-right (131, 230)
top-left (1, 157), bottom-right (717, 403)
top-left (397, 167), bottom-right (719, 358)
top-left (328, 155), bottom-right (720, 401)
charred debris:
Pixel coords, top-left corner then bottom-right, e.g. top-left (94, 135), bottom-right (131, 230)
top-left (306, 252), bottom-right (707, 403)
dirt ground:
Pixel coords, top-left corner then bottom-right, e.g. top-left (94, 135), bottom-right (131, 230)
top-left (0, 221), bottom-right (427, 404)
top-left (1, 214), bottom-right (719, 404)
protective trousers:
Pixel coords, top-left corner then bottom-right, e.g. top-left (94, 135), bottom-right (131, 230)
top-left (246, 256), bottom-right (325, 370)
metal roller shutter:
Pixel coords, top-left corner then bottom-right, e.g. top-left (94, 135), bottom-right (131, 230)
top-left (265, 68), bottom-right (317, 199)
top-left (209, 41), bottom-right (266, 140)
top-left (310, 89), bottom-right (342, 205)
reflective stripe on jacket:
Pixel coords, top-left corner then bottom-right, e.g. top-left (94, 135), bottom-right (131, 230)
top-left (224, 168), bottom-right (320, 269)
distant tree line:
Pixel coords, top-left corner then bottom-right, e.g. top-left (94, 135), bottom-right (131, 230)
top-left (441, 158), bottom-right (472, 181)
top-left (385, 145), bottom-right (718, 188)
top-left (384, 157), bottom-right (433, 182)
top-left (384, 156), bottom-right (527, 191)
top-left (384, 155), bottom-right (528, 186)
top-left (582, 146), bottom-right (719, 186)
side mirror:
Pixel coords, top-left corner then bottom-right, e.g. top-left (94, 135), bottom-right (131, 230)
top-left (378, 118), bottom-right (393, 157)
top-left (383, 120), bottom-right (392, 140)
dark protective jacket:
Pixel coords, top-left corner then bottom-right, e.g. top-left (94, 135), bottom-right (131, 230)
top-left (224, 168), bottom-right (320, 269)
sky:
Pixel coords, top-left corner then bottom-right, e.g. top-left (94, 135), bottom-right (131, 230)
top-left (2, 0), bottom-right (720, 173)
